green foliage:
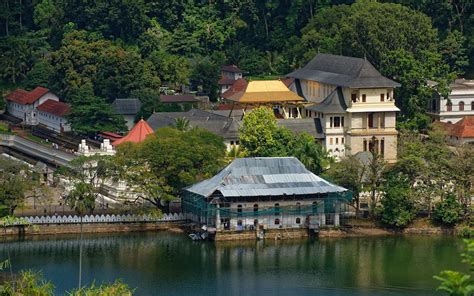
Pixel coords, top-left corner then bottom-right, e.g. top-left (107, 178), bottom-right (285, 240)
top-left (66, 83), bottom-right (126, 135)
top-left (68, 280), bottom-right (133, 296)
top-left (65, 182), bottom-right (96, 216)
top-left (190, 57), bottom-right (220, 102)
top-left (434, 195), bottom-right (463, 226)
top-left (434, 239), bottom-right (474, 296)
top-left (115, 127), bottom-right (226, 208)
top-left (0, 271), bottom-right (55, 296)
top-left (377, 178), bottom-right (416, 228)
top-left (239, 107), bottom-right (331, 174)
top-left (0, 158), bottom-right (41, 215)
top-left (323, 156), bottom-right (365, 212)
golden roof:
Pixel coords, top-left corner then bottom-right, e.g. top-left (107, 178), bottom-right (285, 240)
top-left (224, 80), bottom-right (303, 103)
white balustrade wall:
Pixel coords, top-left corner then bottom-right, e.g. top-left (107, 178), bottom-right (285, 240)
top-left (8, 213), bottom-right (186, 225)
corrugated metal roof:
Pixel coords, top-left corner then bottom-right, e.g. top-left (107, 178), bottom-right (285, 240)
top-left (185, 157), bottom-right (347, 197)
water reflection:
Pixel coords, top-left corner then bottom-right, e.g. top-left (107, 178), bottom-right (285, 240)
top-left (0, 233), bottom-right (466, 296)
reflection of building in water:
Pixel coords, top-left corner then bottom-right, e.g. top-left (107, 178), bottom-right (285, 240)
top-left (182, 157), bottom-right (351, 232)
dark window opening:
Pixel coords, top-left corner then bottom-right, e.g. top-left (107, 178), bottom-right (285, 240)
top-left (459, 101), bottom-right (465, 111)
top-left (351, 93), bottom-right (357, 103)
top-left (274, 218), bottom-right (280, 225)
top-left (296, 218), bottom-right (301, 224)
top-left (362, 94), bottom-right (366, 102)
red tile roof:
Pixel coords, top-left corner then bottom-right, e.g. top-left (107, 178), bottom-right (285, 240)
top-left (112, 119), bottom-right (154, 146)
top-left (221, 65), bottom-right (242, 73)
top-left (435, 116), bottom-right (474, 138)
top-left (160, 95), bottom-right (200, 103)
top-left (218, 76), bottom-right (236, 85)
top-left (36, 99), bottom-right (70, 117)
top-left (222, 78), bottom-right (248, 99)
top-left (5, 87), bottom-right (50, 105)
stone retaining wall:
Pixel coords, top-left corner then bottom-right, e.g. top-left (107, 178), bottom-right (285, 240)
top-left (214, 228), bottom-right (309, 241)
top-left (0, 222), bottom-right (184, 236)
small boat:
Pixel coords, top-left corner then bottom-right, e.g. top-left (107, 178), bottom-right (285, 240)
top-left (188, 233), bottom-right (201, 241)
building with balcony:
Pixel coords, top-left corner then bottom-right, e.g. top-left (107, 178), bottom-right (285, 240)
top-left (427, 79), bottom-right (474, 123)
top-left (287, 54), bottom-right (400, 162)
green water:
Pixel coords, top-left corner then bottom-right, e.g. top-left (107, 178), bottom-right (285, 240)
top-left (0, 232), bottom-right (467, 295)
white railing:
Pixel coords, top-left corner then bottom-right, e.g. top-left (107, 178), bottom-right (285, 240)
top-left (8, 213), bottom-right (186, 225)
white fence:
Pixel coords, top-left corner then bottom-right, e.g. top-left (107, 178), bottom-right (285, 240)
top-left (10, 213), bottom-right (186, 225)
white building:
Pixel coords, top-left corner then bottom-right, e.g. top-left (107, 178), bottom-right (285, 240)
top-left (287, 54), bottom-right (400, 163)
top-left (37, 100), bottom-right (71, 133)
top-left (218, 65), bottom-right (243, 95)
top-left (5, 87), bottom-right (60, 125)
top-left (111, 98), bottom-right (141, 130)
top-left (428, 79), bottom-right (474, 123)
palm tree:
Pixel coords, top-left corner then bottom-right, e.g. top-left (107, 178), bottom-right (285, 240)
top-left (65, 182), bottom-right (95, 289)
top-left (174, 117), bottom-right (190, 132)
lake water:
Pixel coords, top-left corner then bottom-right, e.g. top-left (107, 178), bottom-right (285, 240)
top-left (0, 232), bottom-right (467, 295)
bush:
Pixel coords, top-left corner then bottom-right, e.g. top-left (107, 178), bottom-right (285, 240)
top-left (377, 182), bottom-right (416, 228)
top-left (434, 195), bottom-right (463, 226)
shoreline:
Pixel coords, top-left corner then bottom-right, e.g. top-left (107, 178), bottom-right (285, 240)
top-left (0, 221), bottom-right (466, 240)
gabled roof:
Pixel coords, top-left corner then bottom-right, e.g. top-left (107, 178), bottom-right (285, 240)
top-left (112, 119), bottom-right (154, 146)
top-left (218, 76), bottom-right (237, 85)
top-left (185, 157), bottom-right (348, 198)
top-left (147, 109), bottom-right (239, 140)
top-left (160, 95), bottom-right (200, 103)
top-left (36, 100), bottom-right (70, 117)
top-left (5, 87), bottom-right (50, 105)
top-left (111, 98), bottom-right (141, 115)
top-left (221, 65), bottom-right (242, 73)
top-left (436, 116), bottom-right (474, 138)
top-left (306, 87), bottom-right (347, 114)
top-left (223, 79), bottom-right (304, 103)
top-left (287, 54), bottom-right (400, 88)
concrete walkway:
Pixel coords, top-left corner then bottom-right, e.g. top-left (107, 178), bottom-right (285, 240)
top-left (0, 134), bottom-right (75, 167)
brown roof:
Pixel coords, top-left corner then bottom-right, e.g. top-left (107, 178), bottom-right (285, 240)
top-left (221, 65), bottom-right (242, 73)
top-left (36, 99), bottom-right (70, 117)
top-left (112, 119), bottom-right (154, 146)
top-left (218, 76), bottom-right (236, 85)
top-left (435, 116), bottom-right (474, 138)
top-left (160, 95), bottom-right (200, 103)
top-left (222, 78), bottom-right (248, 99)
top-left (5, 87), bottom-right (50, 105)
top-left (223, 79), bottom-right (304, 103)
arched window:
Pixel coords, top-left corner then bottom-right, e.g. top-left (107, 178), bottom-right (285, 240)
top-left (274, 218), bottom-right (280, 225)
top-left (237, 204), bottom-right (242, 216)
top-left (471, 101), bottom-right (474, 111)
top-left (447, 101), bottom-right (452, 111)
top-left (274, 203), bottom-right (280, 216)
top-left (460, 101), bottom-right (465, 111)
top-left (296, 218), bottom-right (301, 224)
top-left (253, 204), bottom-right (259, 212)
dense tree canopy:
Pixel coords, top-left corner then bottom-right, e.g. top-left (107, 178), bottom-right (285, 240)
top-left (239, 107), bottom-right (332, 174)
top-left (0, 0), bottom-right (472, 130)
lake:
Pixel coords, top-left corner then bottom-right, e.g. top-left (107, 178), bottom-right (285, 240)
top-left (0, 232), bottom-right (466, 295)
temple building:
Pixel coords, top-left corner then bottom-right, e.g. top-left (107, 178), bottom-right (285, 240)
top-left (287, 54), bottom-right (400, 162)
top-left (112, 119), bottom-right (154, 146)
top-left (182, 157), bottom-right (351, 234)
top-left (222, 79), bottom-right (305, 119)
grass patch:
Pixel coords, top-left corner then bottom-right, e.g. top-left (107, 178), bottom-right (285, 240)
top-left (25, 134), bottom-right (48, 145)
top-left (0, 122), bottom-right (11, 134)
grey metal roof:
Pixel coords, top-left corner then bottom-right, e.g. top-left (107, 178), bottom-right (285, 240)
top-left (146, 109), bottom-right (240, 140)
top-left (287, 53), bottom-right (400, 88)
top-left (111, 98), bottom-right (141, 115)
top-left (278, 118), bottom-right (324, 139)
top-left (185, 157), bottom-right (347, 198)
top-left (306, 87), bottom-right (348, 114)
